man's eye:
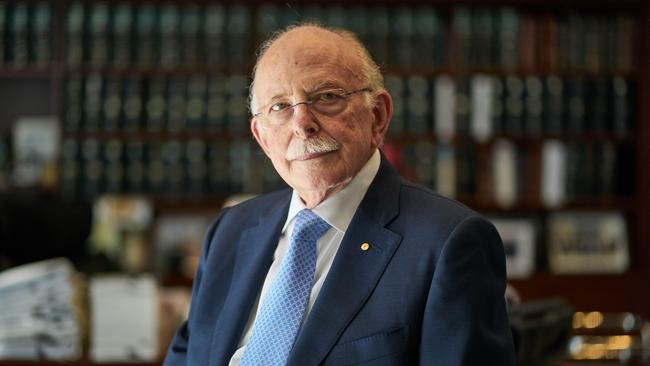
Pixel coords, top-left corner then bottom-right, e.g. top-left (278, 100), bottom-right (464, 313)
top-left (270, 102), bottom-right (291, 112)
top-left (317, 92), bottom-right (339, 102)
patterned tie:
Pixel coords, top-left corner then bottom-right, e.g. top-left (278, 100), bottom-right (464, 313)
top-left (240, 209), bottom-right (331, 366)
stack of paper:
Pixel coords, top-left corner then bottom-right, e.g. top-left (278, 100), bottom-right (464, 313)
top-left (0, 258), bottom-right (85, 360)
top-left (89, 275), bottom-right (159, 362)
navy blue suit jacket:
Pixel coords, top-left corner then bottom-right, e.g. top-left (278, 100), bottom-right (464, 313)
top-left (164, 155), bottom-right (516, 365)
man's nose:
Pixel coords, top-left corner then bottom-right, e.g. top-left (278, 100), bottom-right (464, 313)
top-left (291, 102), bottom-right (319, 138)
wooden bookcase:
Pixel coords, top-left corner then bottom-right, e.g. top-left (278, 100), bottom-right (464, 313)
top-left (0, 0), bottom-right (649, 364)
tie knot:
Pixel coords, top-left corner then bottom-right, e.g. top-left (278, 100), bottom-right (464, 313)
top-left (293, 209), bottom-right (330, 242)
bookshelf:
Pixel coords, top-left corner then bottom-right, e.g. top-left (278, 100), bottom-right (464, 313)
top-left (0, 0), bottom-right (649, 363)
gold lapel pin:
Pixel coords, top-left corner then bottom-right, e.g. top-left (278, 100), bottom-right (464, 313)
top-left (360, 242), bottom-right (370, 251)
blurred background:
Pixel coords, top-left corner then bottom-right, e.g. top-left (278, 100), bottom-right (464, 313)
top-left (0, 0), bottom-right (649, 365)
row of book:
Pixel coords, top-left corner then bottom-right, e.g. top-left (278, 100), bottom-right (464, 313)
top-left (63, 72), bottom-right (250, 134)
top-left (59, 138), bottom-right (286, 199)
top-left (385, 139), bottom-right (635, 208)
top-left (0, 1), bottom-right (51, 68)
top-left (61, 72), bottom-right (635, 138)
top-left (55, 135), bottom-right (634, 206)
top-left (387, 74), bottom-right (635, 139)
top-left (65, 2), bottom-right (251, 68)
top-left (343, 6), bottom-right (636, 71)
top-left (0, 1), bottom-right (637, 71)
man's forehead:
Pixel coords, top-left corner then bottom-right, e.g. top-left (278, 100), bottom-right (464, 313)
top-left (255, 27), bottom-right (361, 82)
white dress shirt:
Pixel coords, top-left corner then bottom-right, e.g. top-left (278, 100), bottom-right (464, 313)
top-left (229, 149), bottom-right (381, 365)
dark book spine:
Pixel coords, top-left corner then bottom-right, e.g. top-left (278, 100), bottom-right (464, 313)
top-left (588, 77), bottom-right (608, 134)
top-left (9, 2), bottom-right (29, 67)
top-left (208, 139), bottom-right (230, 193)
top-left (122, 75), bottom-right (143, 132)
top-left (455, 77), bottom-right (471, 137)
top-left (367, 7), bottom-right (389, 65)
top-left (181, 5), bottom-right (202, 65)
top-left (225, 74), bottom-right (248, 135)
top-left (471, 8), bottom-right (494, 68)
top-left (65, 2), bottom-right (84, 67)
top-left (125, 140), bottom-right (145, 193)
top-left (228, 140), bottom-right (248, 193)
top-left (64, 73), bottom-right (84, 131)
top-left (83, 73), bottom-right (104, 132)
top-left (405, 75), bottom-right (431, 134)
top-left (612, 14), bottom-right (636, 73)
top-left (565, 77), bottom-right (586, 135)
top-left (162, 139), bottom-right (185, 195)
top-left (166, 75), bottom-right (186, 133)
top-left (226, 5), bottom-right (250, 65)
top-left (503, 76), bottom-right (524, 136)
top-left (491, 77), bottom-right (505, 135)
top-left (583, 15), bottom-right (603, 73)
top-left (597, 142), bottom-right (617, 196)
top-left (103, 139), bottom-right (124, 193)
top-left (524, 76), bottom-right (543, 137)
top-left (543, 76), bottom-right (564, 135)
top-left (60, 138), bottom-right (80, 198)
top-left (80, 138), bottom-right (103, 198)
top-left (88, 2), bottom-right (109, 67)
top-left (146, 141), bottom-right (165, 194)
top-left (412, 6), bottom-right (444, 66)
top-left (518, 13), bottom-right (537, 73)
top-left (186, 75), bottom-right (207, 130)
top-left (0, 2), bottom-right (6, 64)
top-left (102, 75), bottom-right (123, 132)
top-left (452, 7), bottom-right (471, 68)
top-left (204, 4), bottom-right (226, 64)
top-left (144, 75), bottom-right (167, 132)
top-left (611, 77), bottom-right (631, 137)
top-left (206, 74), bottom-right (227, 132)
top-left (186, 139), bottom-right (207, 195)
top-left (110, 3), bottom-right (133, 68)
top-left (390, 7), bottom-right (414, 65)
top-left (32, 1), bottom-right (51, 68)
top-left (133, 4), bottom-right (157, 67)
top-left (159, 4), bottom-right (180, 68)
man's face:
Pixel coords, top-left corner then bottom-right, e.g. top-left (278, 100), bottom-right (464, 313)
top-left (250, 27), bottom-right (391, 203)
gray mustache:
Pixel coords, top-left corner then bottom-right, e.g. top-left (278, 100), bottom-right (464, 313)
top-left (286, 136), bottom-right (341, 160)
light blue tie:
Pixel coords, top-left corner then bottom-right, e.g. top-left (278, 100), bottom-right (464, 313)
top-left (240, 209), bottom-right (330, 366)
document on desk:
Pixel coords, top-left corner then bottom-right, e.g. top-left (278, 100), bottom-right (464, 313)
top-left (89, 274), bottom-right (159, 362)
top-left (0, 258), bottom-right (85, 361)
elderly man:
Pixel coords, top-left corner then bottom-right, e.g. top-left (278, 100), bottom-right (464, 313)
top-left (164, 24), bottom-right (515, 366)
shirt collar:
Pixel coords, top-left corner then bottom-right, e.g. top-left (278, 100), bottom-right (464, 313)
top-left (283, 149), bottom-right (381, 233)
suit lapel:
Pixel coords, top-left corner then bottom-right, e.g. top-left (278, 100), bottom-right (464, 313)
top-left (287, 154), bottom-right (403, 366)
top-left (209, 195), bottom-right (290, 365)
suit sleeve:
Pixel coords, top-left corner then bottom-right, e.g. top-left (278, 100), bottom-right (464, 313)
top-left (163, 209), bottom-right (227, 366)
top-left (419, 215), bottom-right (516, 365)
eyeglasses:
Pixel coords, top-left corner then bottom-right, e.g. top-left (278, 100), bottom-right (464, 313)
top-left (253, 87), bottom-right (371, 127)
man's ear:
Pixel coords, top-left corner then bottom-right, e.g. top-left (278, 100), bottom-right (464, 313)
top-left (371, 90), bottom-right (393, 148)
top-left (251, 118), bottom-right (271, 157)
